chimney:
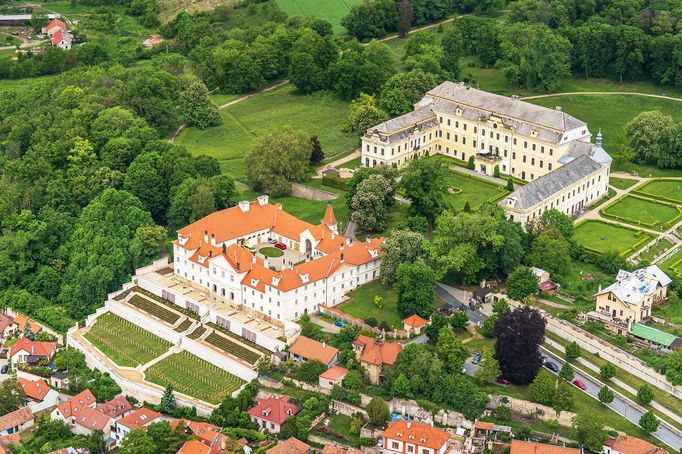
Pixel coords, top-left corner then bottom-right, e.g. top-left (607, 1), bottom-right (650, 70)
top-left (331, 233), bottom-right (335, 240)
top-left (204, 230), bottom-right (209, 243)
top-left (210, 233), bottom-right (216, 246)
top-left (252, 255), bottom-right (256, 264)
top-left (322, 341), bottom-right (326, 348)
top-left (238, 201), bottom-right (250, 212)
top-left (257, 195), bottom-right (269, 206)
top-left (264, 260), bottom-right (269, 269)
top-left (340, 253), bottom-right (344, 263)
top-left (208, 250), bottom-right (213, 257)
top-left (407, 421), bottom-right (411, 429)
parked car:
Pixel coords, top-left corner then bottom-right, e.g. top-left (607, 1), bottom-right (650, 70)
top-left (275, 242), bottom-right (287, 250)
top-left (1, 365), bottom-right (8, 374)
top-left (471, 352), bottom-right (482, 364)
top-left (269, 239), bottom-right (277, 244)
top-left (544, 361), bottom-right (559, 373)
top-left (495, 376), bottom-right (510, 385)
top-left (573, 379), bottom-right (587, 390)
top-left (334, 320), bottom-right (346, 327)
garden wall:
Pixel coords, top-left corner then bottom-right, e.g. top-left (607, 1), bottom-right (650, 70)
top-left (503, 396), bottom-right (576, 427)
top-left (291, 183), bottom-right (338, 201)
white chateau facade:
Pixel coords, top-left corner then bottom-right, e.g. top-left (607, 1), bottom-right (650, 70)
top-left (361, 82), bottom-right (612, 223)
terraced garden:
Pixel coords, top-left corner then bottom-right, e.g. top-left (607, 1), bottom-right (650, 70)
top-left (145, 351), bottom-right (245, 404)
top-left (601, 195), bottom-right (681, 229)
top-left (573, 220), bottom-right (654, 256)
top-left (84, 312), bottom-right (171, 367)
top-left (660, 247), bottom-right (682, 279)
top-left (207, 322), bottom-right (272, 354)
top-left (634, 179), bottom-right (682, 204)
top-left (174, 318), bottom-right (193, 332)
top-left (205, 331), bottom-right (262, 364)
top-left (187, 325), bottom-right (207, 339)
top-left (127, 294), bottom-right (181, 325)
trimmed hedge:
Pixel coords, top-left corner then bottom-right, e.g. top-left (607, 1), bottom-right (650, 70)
top-left (322, 173), bottom-right (348, 190)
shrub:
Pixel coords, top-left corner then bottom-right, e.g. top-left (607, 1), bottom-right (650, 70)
top-left (322, 173), bottom-right (347, 190)
top-left (365, 317), bottom-right (378, 327)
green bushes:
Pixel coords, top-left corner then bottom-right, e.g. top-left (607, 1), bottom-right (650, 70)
top-left (322, 173), bottom-right (348, 190)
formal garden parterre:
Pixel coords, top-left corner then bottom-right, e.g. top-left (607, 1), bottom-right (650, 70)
top-left (446, 170), bottom-right (509, 211)
top-left (600, 194), bottom-right (682, 229)
top-left (572, 220), bottom-right (655, 257)
top-left (633, 179), bottom-right (682, 205)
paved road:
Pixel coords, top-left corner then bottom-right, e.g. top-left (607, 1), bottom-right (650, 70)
top-left (434, 283), bottom-right (486, 325)
top-left (540, 348), bottom-right (682, 449)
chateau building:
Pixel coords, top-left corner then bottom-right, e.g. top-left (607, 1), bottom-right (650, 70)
top-left (172, 196), bottom-right (383, 324)
top-left (362, 81), bottom-right (610, 181)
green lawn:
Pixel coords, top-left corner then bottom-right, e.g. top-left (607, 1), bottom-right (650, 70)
top-left (573, 220), bottom-right (654, 256)
top-left (609, 177), bottom-right (638, 190)
top-left (634, 179), bottom-right (682, 204)
top-left (601, 195), bottom-right (681, 229)
top-left (553, 259), bottom-right (612, 303)
top-left (175, 84), bottom-right (356, 182)
top-left (259, 246), bottom-right (284, 258)
top-left (637, 238), bottom-right (674, 264)
top-left (660, 247), bottom-right (682, 279)
top-left (653, 298), bottom-right (682, 325)
top-left (313, 414), bottom-right (362, 447)
top-left (84, 312), bottom-right (171, 367)
top-left (337, 280), bottom-right (402, 329)
top-left (210, 92), bottom-right (241, 106)
top-left (144, 351), bottom-right (246, 404)
top-left (274, 0), bottom-right (363, 35)
top-left (446, 170), bottom-right (508, 210)
top-left (339, 156), bottom-right (362, 170)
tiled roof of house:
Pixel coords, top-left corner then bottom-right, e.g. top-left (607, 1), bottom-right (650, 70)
top-left (504, 155), bottom-right (603, 210)
top-left (46, 19), bottom-right (66, 31)
top-left (74, 406), bottom-right (112, 431)
top-left (510, 440), bottom-right (580, 454)
top-left (605, 435), bottom-right (668, 454)
top-left (474, 421), bottom-right (494, 430)
top-left (96, 395), bottom-right (133, 419)
top-left (247, 396), bottom-right (299, 426)
top-left (266, 438), bottom-right (310, 454)
top-left (171, 419), bottom-right (228, 449)
top-left (289, 336), bottom-right (338, 365)
top-left (0, 315), bottom-right (15, 333)
top-left (13, 314), bottom-right (41, 334)
top-left (117, 407), bottom-right (161, 430)
top-left (0, 406), bottom-right (32, 432)
top-left (322, 445), bottom-right (362, 454)
top-left (56, 389), bottom-right (96, 419)
top-left (0, 433), bottom-right (21, 454)
top-left (9, 337), bottom-right (57, 359)
top-left (403, 314), bottom-right (429, 328)
top-left (17, 377), bottom-right (51, 402)
top-left (178, 439), bottom-right (215, 454)
top-left (355, 336), bottom-right (402, 366)
top-left (319, 365), bottom-right (348, 381)
top-left (383, 421), bottom-right (449, 451)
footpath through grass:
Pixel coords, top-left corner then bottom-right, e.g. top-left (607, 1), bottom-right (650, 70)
top-left (609, 177), bottom-right (638, 190)
top-left (84, 312), bottom-right (171, 367)
top-left (175, 84), bottom-right (356, 182)
top-left (144, 351), bottom-right (246, 404)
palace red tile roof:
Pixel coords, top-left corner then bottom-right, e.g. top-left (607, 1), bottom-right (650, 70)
top-left (247, 396), bottom-right (299, 426)
top-left (322, 204), bottom-right (337, 226)
top-left (403, 314), bottom-right (429, 328)
top-left (17, 377), bottom-right (51, 401)
top-left (51, 29), bottom-right (65, 46)
top-left (9, 337), bottom-right (56, 358)
top-left (0, 407), bottom-right (32, 432)
top-left (266, 438), bottom-right (310, 454)
top-left (56, 389), bottom-right (96, 419)
top-left (382, 421), bottom-right (449, 451)
top-left (96, 396), bottom-right (133, 419)
top-left (355, 336), bottom-right (401, 366)
top-left (510, 440), bottom-right (580, 454)
top-left (319, 365), bottom-right (348, 381)
top-left (604, 435), bottom-right (668, 454)
top-left (117, 407), bottom-right (161, 430)
top-left (289, 336), bottom-right (338, 365)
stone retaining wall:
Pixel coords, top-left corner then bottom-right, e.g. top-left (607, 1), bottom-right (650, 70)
top-left (291, 183), bottom-right (338, 201)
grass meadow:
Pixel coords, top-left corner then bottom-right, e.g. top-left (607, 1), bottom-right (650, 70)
top-left (337, 280), bottom-right (402, 329)
top-left (275, 0), bottom-right (363, 35)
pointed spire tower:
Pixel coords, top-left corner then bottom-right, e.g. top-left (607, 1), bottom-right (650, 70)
top-left (596, 128), bottom-right (603, 147)
top-left (321, 203), bottom-right (338, 233)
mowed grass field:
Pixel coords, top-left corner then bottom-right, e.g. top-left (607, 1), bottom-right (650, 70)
top-left (446, 170), bottom-right (508, 210)
top-left (601, 195), bottom-right (681, 228)
top-left (337, 280), bottom-right (402, 329)
top-left (84, 312), bottom-right (171, 367)
top-left (609, 177), bottom-right (638, 190)
top-left (275, 0), bottom-right (363, 35)
top-left (573, 220), bottom-right (654, 256)
top-left (144, 351), bottom-right (245, 404)
top-left (175, 84), bottom-right (357, 181)
top-left (634, 179), bottom-right (682, 204)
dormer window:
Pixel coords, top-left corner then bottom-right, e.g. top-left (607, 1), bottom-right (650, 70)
top-left (300, 273), bottom-right (309, 283)
top-left (251, 279), bottom-right (259, 286)
top-left (369, 249), bottom-right (378, 258)
top-left (272, 277), bottom-right (280, 286)
top-left (420, 438), bottom-right (427, 443)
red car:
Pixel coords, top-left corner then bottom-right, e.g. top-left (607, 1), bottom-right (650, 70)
top-left (572, 379), bottom-right (587, 390)
top-left (495, 377), bottom-right (510, 385)
top-left (274, 242), bottom-right (287, 250)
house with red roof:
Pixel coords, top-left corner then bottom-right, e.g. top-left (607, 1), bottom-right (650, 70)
top-left (267, 438), bottom-right (310, 454)
top-left (171, 419), bottom-right (229, 452)
top-left (9, 337), bottom-right (57, 369)
top-left (353, 335), bottom-right (401, 385)
top-left (510, 440), bottom-right (579, 454)
top-left (113, 408), bottom-right (162, 443)
top-left (247, 396), bottom-right (299, 433)
top-left (42, 18), bottom-right (66, 37)
top-left (13, 314), bottom-right (41, 336)
top-left (17, 377), bottom-right (59, 413)
top-left (603, 434), bottom-right (669, 454)
top-left (50, 389), bottom-right (97, 425)
top-left (96, 396), bottom-right (133, 420)
top-left (50, 29), bottom-right (73, 50)
top-left (382, 420), bottom-right (449, 454)
top-left (402, 314), bottom-right (429, 335)
top-left (0, 314), bottom-right (17, 339)
top-left (179, 439), bottom-right (220, 454)
top-left (172, 196), bottom-right (384, 323)
top-left (319, 365), bottom-right (348, 390)
top-left (0, 407), bottom-right (33, 437)
top-left (288, 336), bottom-right (338, 368)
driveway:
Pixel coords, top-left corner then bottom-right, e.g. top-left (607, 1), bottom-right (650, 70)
top-left (434, 283), bottom-right (486, 325)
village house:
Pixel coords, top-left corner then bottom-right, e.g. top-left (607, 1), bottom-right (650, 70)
top-left (603, 434), bottom-right (669, 454)
top-left (17, 377), bottom-right (59, 413)
top-left (402, 314), bottom-right (429, 335)
top-left (9, 337), bottom-right (57, 369)
top-left (288, 335), bottom-right (339, 368)
top-left (322, 446), bottom-right (362, 454)
top-left (14, 314), bottom-right (42, 336)
top-left (353, 335), bottom-right (401, 385)
top-left (266, 437), bottom-right (310, 454)
top-left (50, 370), bottom-right (70, 389)
top-left (247, 396), bottom-right (299, 433)
top-left (178, 439), bottom-right (218, 454)
top-left (510, 440), bottom-right (579, 454)
top-left (594, 266), bottom-right (671, 324)
top-left (0, 407), bottom-right (34, 436)
top-left (382, 420), bottom-right (449, 454)
top-left (319, 365), bottom-right (348, 390)
top-left (113, 407), bottom-right (162, 443)
top-left (172, 197), bottom-right (384, 324)
top-left (0, 315), bottom-right (17, 339)
top-left (50, 29), bottom-right (73, 50)
top-left (96, 395), bottom-right (133, 420)
top-left (0, 433), bottom-right (20, 454)
top-left (42, 18), bottom-right (66, 37)
top-left (172, 419), bottom-right (230, 452)
top-left (50, 389), bottom-right (97, 425)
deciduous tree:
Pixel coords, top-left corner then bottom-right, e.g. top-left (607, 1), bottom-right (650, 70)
top-left (401, 158), bottom-right (450, 226)
top-left (505, 266), bottom-right (538, 301)
top-left (475, 347), bottom-right (501, 384)
top-left (395, 260), bottom-right (436, 318)
top-left (529, 368), bottom-right (556, 405)
top-left (572, 414), bottom-right (607, 451)
top-left (565, 341), bottom-right (581, 360)
top-left (351, 174), bottom-right (391, 232)
top-left (598, 386), bottom-right (614, 404)
top-left (494, 305), bottom-right (545, 384)
top-left (179, 81), bottom-right (221, 129)
top-left (367, 397), bottom-right (390, 427)
top-left (637, 384), bottom-right (654, 405)
top-left (380, 229), bottom-right (424, 286)
top-left (639, 411), bottom-right (659, 434)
